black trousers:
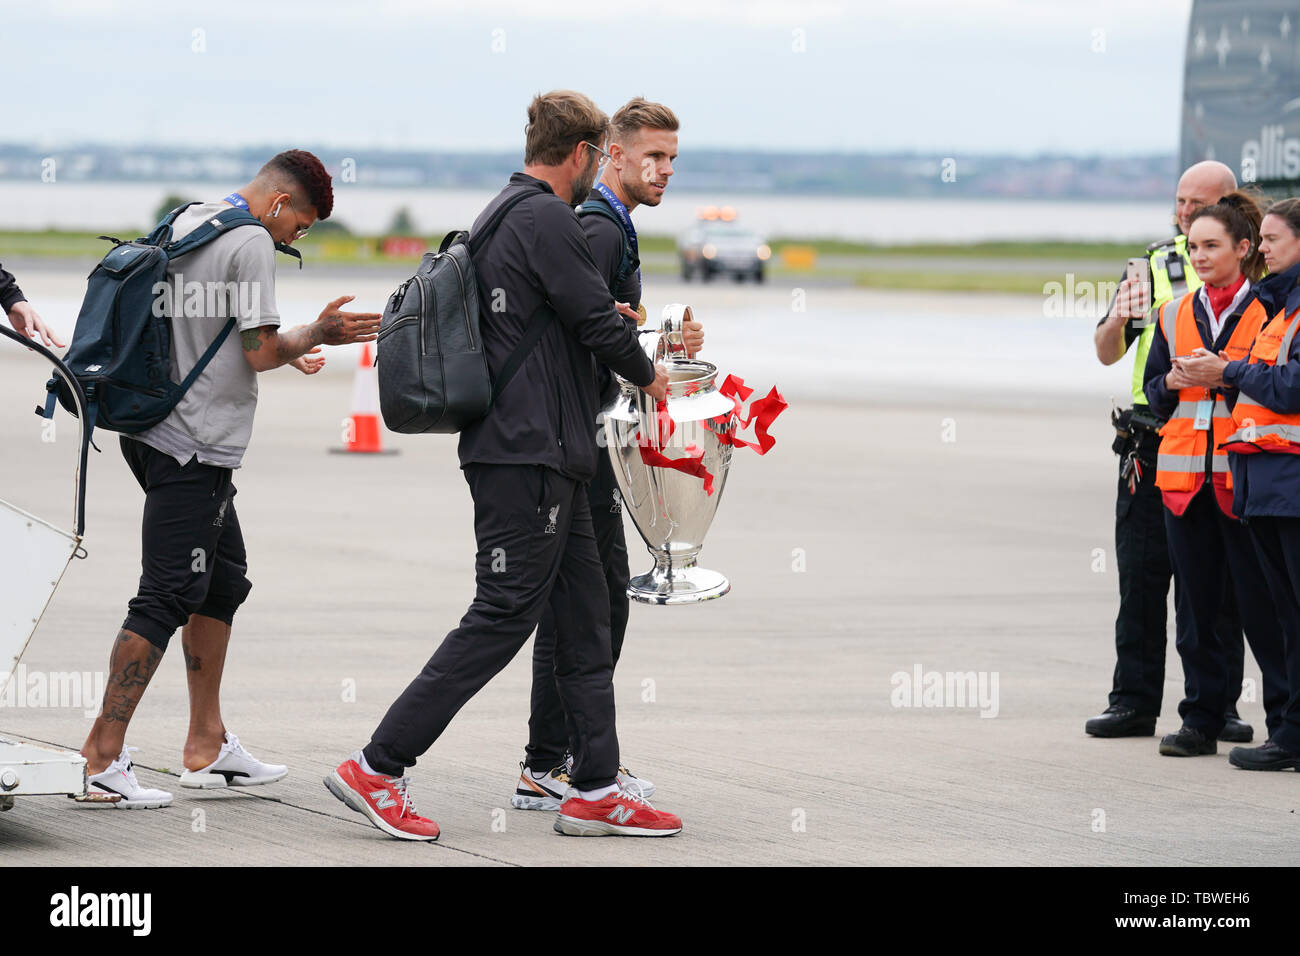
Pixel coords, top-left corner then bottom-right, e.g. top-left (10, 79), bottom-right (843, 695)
top-left (1164, 487), bottom-right (1288, 739)
top-left (119, 436), bottom-right (251, 651)
top-left (1245, 516), bottom-right (1300, 751)
top-left (363, 463), bottom-right (619, 790)
top-left (1111, 456), bottom-right (1245, 716)
top-left (525, 447), bottom-right (630, 771)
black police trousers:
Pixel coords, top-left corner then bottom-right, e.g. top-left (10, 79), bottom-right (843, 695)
top-left (1164, 486), bottom-right (1287, 739)
top-left (363, 463), bottom-right (619, 790)
top-left (1110, 454), bottom-right (1245, 716)
top-left (525, 445), bottom-right (631, 771)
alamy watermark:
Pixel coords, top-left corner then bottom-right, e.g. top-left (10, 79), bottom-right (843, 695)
top-left (150, 274), bottom-right (261, 318)
top-left (0, 665), bottom-right (105, 717)
top-left (890, 663), bottom-right (1000, 718)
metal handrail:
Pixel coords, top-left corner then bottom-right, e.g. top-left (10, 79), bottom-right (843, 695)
top-left (0, 325), bottom-right (90, 537)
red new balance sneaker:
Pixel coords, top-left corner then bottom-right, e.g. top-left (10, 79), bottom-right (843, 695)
top-left (554, 787), bottom-right (682, 837)
top-left (324, 752), bottom-right (440, 841)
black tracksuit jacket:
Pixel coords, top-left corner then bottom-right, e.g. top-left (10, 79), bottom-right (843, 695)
top-left (457, 173), bottom-right (655, 483)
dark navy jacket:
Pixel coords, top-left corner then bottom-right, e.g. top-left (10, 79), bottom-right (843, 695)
top-left (1222, 261), bottom-right (1300, 519)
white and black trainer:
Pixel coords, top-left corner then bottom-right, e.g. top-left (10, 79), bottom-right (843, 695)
top-left (562, 752), bottom-right (656, 798)
top-left (84, 746), bottom-right (173, 809)
top-left (510, 761), bottom-right (572, 810)
top-left (178, 731), bottom-right (288, 789)
top-left (617, 765), bottom-right (655, 798)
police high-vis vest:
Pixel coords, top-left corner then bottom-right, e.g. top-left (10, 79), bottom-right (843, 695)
top-left (1222, 307), bottom-right (1300, 455)
top-left (1154, 291), bottom-right (1267, 492)
top-left (1132, 235), bottom-right (1203, 406)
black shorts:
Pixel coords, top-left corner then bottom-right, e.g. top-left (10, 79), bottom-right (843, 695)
top-left (120, 437), bottom-right (252, 650)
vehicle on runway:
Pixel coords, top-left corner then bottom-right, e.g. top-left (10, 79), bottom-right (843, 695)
top-left (678, 206), bottom-right (772, 282)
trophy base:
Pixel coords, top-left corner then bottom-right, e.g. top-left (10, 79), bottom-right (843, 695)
top-left (627, 563), bottom-right (730, 605)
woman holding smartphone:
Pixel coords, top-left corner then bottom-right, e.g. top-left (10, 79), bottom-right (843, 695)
top-left (1142, 191), bottom-right (1289, 759)
top-left (1178, 197), bottom-right (1300, 770)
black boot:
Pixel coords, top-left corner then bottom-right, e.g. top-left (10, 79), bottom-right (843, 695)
top-left (1085, 705), bottom-right (1157, 738)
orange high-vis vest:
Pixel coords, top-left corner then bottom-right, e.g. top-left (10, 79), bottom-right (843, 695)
top-left (1223, 306), bottom-right (1300, 455)
top-left (1154, 291), bottom-right (1268, 493)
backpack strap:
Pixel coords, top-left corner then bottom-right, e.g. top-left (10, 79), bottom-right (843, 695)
top-left (464, 183), bottom-right (555, 404)
top-left (577, 199), bottom-right (637, 288)
top-left (468, 185), bottom-right (543, 255)
top-left (163, 210), bottom-right (261, 396)
top-left (144, 201), bottom-right (202, 245)
top-left (164, 206), bottom-right (304, 268)
top-left (165, 207), bottom-right (264, 258)
top-left (178, 317), bottom-right (238, 393)
top-left (492, 303), bottom-right (553, 403)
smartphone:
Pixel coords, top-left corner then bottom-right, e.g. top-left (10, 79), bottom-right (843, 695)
top-left (1126, 257), bottom-right (1152, 314)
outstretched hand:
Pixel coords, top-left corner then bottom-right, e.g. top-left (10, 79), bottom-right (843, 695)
top-left (316, 295), bottom-right (381, 346)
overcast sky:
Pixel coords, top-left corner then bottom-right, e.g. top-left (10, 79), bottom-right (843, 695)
top-left (4, 0), bottom-right (1193, 155)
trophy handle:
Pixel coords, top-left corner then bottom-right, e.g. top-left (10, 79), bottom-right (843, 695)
top-left (654, 304), bottom-right (694, 364)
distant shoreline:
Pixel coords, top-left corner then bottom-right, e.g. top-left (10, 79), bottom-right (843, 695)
top-left (0, 230), bottom-right (1128, 296)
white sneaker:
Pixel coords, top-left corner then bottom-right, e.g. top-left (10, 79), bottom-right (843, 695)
top-left (617, 765), bottom-right (655, 798)
top-left (178, 732), bottom-right (288, 789)
top-left (84, 746), bottom-right (173, 809)
top-left (563, 752), bottom-right (656, 798)
top-left (510, 761), bottom-right (572, 811)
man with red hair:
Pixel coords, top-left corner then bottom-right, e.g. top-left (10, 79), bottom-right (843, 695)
top-left (79, 150), bottom-right (381, 809)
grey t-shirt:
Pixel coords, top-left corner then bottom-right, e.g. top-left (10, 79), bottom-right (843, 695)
top-left (131, 202), bottom-right (280, 468)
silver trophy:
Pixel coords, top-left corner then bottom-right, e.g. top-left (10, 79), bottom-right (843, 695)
top-left (603, 304), bottom-right (735, 604)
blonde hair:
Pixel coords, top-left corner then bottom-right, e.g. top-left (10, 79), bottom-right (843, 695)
top-left (610, 98), bottom-right (679, 145)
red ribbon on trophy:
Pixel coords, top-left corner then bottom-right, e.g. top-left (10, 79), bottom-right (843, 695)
top-left (633, 374), bottom-right (787, 495)
top-left (713, 374), bottom-right (788, 455)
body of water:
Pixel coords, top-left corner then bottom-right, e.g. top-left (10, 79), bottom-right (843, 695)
top-left (0, 181), bottom-right (1172, 244)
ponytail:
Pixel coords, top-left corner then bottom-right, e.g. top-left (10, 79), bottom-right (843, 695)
top-left (1189, 188), bottom-right (1266, 281)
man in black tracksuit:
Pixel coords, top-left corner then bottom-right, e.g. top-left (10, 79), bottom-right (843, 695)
top-left (353, 116), bottom-right (670, 820)
top-left (517, 99), bottom-right (699, 805)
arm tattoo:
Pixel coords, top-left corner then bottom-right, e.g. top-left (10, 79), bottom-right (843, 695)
top-left (241, 328), bottom-right (263, 352)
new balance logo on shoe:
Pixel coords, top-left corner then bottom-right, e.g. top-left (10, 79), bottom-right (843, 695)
top-left (370, 789), bottom-right (397, 809)
top-left (606, 804), bottom-right (635, 824)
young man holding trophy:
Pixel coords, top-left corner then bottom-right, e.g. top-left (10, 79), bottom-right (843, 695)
top-left (513, 98), bottom-right (705, 812)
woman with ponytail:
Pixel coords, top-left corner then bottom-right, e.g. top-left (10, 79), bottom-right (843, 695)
top-left (1141, 189), bottom-right (1289, 761)
top-left (1178, 197), bottom-right (1300, 770)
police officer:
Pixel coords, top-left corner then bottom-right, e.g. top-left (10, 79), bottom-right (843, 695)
top-left (514, 98), bottom-right (702, 810)
top-left (1087, 160), bottom-right (1251, 741)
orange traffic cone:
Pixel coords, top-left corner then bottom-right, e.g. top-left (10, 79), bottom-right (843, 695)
top-left (330, 344), bottom-right (398, 455)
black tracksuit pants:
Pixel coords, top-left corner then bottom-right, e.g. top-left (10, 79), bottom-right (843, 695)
top-left (363, 463), bottom-right (619, 790)
top-left (525, 446), bottom-right (630, 771)
top-left (1111, 456), bottom-right (1245, 717)
top-left (1164, 486), bottom-right (1288, 740)
top-left (1245, 516), bottom-right (1300, 751)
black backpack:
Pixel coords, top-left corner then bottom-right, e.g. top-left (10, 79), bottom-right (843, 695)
top-left (38, 203), bottom-right (290, 440)
top-left (376, 184), bottom-right (553, 434)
